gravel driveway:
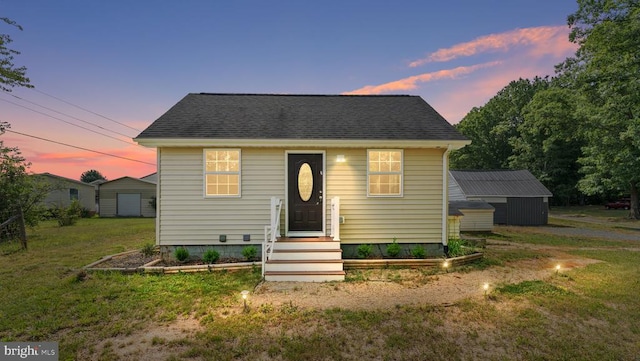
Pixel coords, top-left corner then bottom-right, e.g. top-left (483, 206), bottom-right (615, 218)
top-left (533, 226), bottom-right (640, 241)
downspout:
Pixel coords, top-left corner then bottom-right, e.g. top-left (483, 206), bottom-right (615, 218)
top-left (442, 145), bottom-right (452, 256)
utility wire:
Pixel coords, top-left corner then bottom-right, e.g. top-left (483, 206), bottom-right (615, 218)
top-left (0, 96), bottom-right (138, 146)
top-left (4, 129), bottom-right (156, 166)
top-left (3, 92), bottom-right (137, 138)
top-left (32, 88), bottom-right (142, 132)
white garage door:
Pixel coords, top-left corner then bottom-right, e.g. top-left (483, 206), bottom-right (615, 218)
top-left (117, 193), bottom-right (141, 216)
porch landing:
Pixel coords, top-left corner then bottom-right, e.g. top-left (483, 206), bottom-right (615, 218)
top-left (264, 237), bottom-right (345, 282)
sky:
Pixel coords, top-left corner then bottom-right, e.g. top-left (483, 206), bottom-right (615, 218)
top-left (1, 0), bottom-right (579, 181)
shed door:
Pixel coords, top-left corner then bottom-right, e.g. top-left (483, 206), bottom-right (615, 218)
top-left (287, 153), bottom-right (324, 236)
top-left (117, 193), bottom-right (141, 216)
top-left (507, 197), bottom-right (548, 226)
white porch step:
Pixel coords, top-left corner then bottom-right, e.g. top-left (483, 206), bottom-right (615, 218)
top-left (264, 270), bottom-right (346, 282)
top-left (263, 237), bottom-right (345, 282)
top-left (275, 240), bottom-right (341, 251)
top-left (271, 248), bottom-right (342, 261)
top-left (265, 259), bottom-right (343, 272)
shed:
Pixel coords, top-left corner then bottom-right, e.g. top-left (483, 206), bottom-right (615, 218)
top-left (449, 170), bottom-right (552, 226)
top-left (449, 200), bottom-right (495, 231)
top-left (98, 176), bottom-right (157, 217)
top-left (36, 173), bottom-right (96, 213)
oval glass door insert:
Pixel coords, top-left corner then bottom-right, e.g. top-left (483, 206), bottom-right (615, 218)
top-left (298, 163), bottom-right (313, 201)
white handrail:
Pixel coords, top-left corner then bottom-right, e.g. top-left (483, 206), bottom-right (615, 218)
top-left (330, 196), bottom-right (340, 241)
top-left (262, 196), bottom-right (282, 277)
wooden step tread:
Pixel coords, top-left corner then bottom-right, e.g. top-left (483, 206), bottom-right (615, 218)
top-left (277, 237), bottom-right (334, 242)
top-left (266, 259), bottom-right (343, 264)
top-left (264, 270), bottom-right (346, 276)
top-left (273, 249), bottom-right (342, 253)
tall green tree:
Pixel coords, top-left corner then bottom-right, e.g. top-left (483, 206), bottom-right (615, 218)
top-left (80, 169), bottom-right (107, 183)
top-left (0, 18), bottom-right (46, 245)
top-left (509, 85), bottom-right (584, 206)
top-left (0, 17), bottom-right (32, 92)
top-left (450, 77), bottom-right (550, 170)
top-left (568, 0), bottom-right (640, 218)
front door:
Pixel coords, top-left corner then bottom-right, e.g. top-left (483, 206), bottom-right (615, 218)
top-left (288, 153), bottom-right (324, 236)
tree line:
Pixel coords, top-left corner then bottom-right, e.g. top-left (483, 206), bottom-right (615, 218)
top-left (450, 0), bottom-right (640, 219)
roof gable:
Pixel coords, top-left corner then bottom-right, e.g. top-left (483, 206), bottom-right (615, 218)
top-left (135, 93), bottom-right (468, 142)
top-left (449, 170), bottom-right (553, 197)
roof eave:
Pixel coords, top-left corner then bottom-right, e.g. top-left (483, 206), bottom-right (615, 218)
top-left (134, 138), bottom-right (471, 149)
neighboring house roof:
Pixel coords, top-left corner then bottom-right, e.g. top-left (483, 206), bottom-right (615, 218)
top-left (449, 170), bottom-right (553, 198)
top-left (99, 176), bottom-right (157, 187)
top-left (135, 93), bottom-right (468, 146)
top-left (36, 172), bottom-right (93, 187)
top-left (140, 172), bottom-right (157, 183)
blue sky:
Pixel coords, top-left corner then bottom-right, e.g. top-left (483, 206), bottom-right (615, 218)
top-left (1, 0), bottom-right (579, 179)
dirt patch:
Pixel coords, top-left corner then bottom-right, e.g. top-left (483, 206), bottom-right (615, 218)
top-left (250, 243), bottom-right (599, 310)
top-left (78, 316), bottom-right (203, 361)
top-left (84, 240), bottom-right (601, 360)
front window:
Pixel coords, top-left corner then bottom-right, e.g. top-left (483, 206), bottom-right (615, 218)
top-left (69, 188), bottom-right (79, 200)
top-left (204, 149), bottom-right (241, 197)
top-left (368, 150), bottom-right (403, 197)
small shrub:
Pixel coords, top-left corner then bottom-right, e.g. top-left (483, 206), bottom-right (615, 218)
top-left (242, 245), bottom-right (258, 261)
top-left (174, 247), bottom-right (189, 262)
top-left (356, 244), bottom-right (373, 259)
top-left (54, 200), bottom-right (83, 226)
top-left (447, 238), bottom-right (464, 257)
top-left (386, 238), bottom-right (401, 258)
top-left (411, 245), bottom-right (426, 259)
top-left (203, 248), bottom-right (220, 264)
top-left (140, 243), bottom-right (156, 257)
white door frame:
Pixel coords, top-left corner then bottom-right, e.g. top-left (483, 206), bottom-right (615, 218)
top-left (284, 150), bottom-right (326, 237)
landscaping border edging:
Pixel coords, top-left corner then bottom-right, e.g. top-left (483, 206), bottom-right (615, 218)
top-left (343, 252), bottom-right (483, 269)
top-left (85, 251), bottom-right (483, 274)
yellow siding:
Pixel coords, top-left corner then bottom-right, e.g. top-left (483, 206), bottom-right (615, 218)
top-left (158, 147), bottom-right (446, 246)
top-left (326, 148), bottom-right (444, 244)
top-left (448, 216), bottom-right (461, 239)
top-left (158, 147), bottom-right (285, 246)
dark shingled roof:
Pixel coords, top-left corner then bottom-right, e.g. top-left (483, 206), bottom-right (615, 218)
top-left (136, 93), bottom-right (468, 141)
top-left (449, 170), bottom-right (553, 197)
top-left (449, 200), bottom-right (495, 211)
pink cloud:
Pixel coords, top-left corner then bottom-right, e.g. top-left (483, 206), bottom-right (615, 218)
top-left (409, 26), bottom-right (575, 67)
top-left (343, 61), bottom-right (501, 95)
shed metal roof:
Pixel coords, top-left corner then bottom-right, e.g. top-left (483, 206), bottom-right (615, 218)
top-left (135, 93), bottom-right (468, 142)
top-left (449, 170), bottom-right (553, 198)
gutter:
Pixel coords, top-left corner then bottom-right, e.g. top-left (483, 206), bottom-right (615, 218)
top-left (442, 145), bottom-right (453, 254)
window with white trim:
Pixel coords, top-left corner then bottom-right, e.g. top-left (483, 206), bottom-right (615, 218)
top-left (367, 150), bottom-right (403, 196)
top-left (204, 149), bottom-right (241, 196)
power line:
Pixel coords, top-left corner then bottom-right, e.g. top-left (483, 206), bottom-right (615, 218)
top-left (4, 129), bottom-right (156, 166)
top-left (32, 88), bottom-right (142, 132)
top-left (0, 96), bottom-right (138, 146)
top-left (3, 91), bottom-right (137, 138)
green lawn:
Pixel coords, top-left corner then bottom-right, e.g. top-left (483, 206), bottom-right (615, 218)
top-left (1, 217), bottom-right (639, 360)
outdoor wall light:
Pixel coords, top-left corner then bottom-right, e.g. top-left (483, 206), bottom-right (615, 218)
top-left (241, 290), bottom-right (250, 311)
top-left (219, 235), bottom-right (227, 242)
top-left (336, 154), bottom-right (346, 163)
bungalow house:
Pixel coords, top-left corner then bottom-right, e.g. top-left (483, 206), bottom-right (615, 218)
top-left (134, 93), bottom-right (469, 281)
top-left (449, 170), bottom-right (552, 226)
top-left (36, 173), bottom-right (96, 213)
top-left (98, 176), bottom-right (157, 217)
